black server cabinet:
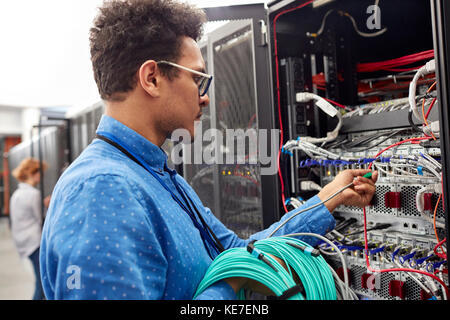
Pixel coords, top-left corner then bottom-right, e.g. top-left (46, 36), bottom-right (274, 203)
top-left (184, 4), bottom-right (282, 238)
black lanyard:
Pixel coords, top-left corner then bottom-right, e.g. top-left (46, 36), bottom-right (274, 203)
top-left (95, 132), bottom-right (224, 259)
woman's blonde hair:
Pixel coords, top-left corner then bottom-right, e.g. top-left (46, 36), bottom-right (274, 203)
top-left (12, 158), bottom-right (48, 182)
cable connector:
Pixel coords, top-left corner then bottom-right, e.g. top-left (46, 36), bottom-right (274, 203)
top-left (296, 92), bottom-right (338, 117)
top-left (247, 241), bottom-right (278, 272)
top-left (399, 251), bottom-right (417, 265)
top-left (425, 59), bottom-right (436, 73)
top-left (420, 139), bottom-right (441, 148)
top-left (300, 180), bottom-right (323, 191)
top-left (432, 183), bottom-right (443, 194)
top-left (423, 121), bottom-right (440, 137)
top-left (286, 241), bottom-right (321, 257)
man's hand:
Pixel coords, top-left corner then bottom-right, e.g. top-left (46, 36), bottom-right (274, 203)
top-left (44, 195), bottom-right (52, 208)
top-left (317, 169), bottom-right (378, 213)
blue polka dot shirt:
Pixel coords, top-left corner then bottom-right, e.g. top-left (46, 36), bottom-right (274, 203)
top-left (40, 115), bottom-right (336, 300)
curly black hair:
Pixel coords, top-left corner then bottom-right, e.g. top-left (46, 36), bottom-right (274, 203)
top-left (89, 0), bottom-right (206, 101)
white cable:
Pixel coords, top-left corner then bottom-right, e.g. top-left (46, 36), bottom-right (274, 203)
top-left (283, 232), bottom-right (350, 300)
top-left (343, 11), bottom-right (387, 38)
top-left (409, 59), bottom-right (436, 123)
top-left (421, 152), bottom-right (442, 170)
top-left (391, 258), bottom-right (435, 297)
top-left (295, 92), bottom-right (342, 144)
top-left (416, 185), bottom-right (435, 213)
top-left (309, 2), bottom-right (386, 39)
top-left (308, 9), bottom-right (335, 37)
top-left (417, 159), bottom-right (441, 179)
top-left (372, 163), bottom-right (427, 181)
top-left (415, 183), bottom-right (445, 228)
top-left (328, 265), bottom-right (358, 300)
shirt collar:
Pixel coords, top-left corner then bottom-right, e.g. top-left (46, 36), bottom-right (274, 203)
top-left (96, 115), bottom-right (169, 173)
top-left (18, 182), bottom-right (37, 190)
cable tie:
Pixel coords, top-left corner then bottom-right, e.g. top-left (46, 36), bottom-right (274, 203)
top-left (275, 283), bottom-right (305, 300)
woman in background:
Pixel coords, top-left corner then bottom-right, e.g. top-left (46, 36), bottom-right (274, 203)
top-left (10, 158), bottom-right (50, 300)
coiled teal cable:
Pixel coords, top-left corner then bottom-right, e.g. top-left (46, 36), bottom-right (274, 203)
top-left (194, 236), bottom-right (336, 300)
top-left (254, 237), bottom-right (336, 300)
top-left (193, 246), bottom-right (303, 300)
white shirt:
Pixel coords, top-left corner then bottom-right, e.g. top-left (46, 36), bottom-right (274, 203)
top-left (10, 183), bottom-right (43, 258)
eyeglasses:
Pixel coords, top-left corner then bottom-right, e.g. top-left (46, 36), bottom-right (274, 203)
top-left (157, 60), bottom-right (213, 97)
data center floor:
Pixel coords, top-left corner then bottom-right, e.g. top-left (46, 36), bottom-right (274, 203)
top-left (0, 217), bottom-right (34, 300)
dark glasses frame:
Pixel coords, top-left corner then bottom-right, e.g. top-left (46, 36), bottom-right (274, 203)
top-left (157, 60), bottom-right (213, 96)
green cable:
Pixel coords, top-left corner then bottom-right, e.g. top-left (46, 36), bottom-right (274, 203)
top-left (254, 237), bottom-right (336, 300)
top-left (193, 247), bottom-right (303, 300)
top-left (194, 237), bottom-right (336, 300)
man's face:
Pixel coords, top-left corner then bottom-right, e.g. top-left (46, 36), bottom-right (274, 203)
top-left (162, 37), bottom-right (210, 140)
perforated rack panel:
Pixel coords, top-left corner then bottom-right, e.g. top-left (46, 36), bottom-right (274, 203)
top-left (317, 129), bottom-right (447, 299)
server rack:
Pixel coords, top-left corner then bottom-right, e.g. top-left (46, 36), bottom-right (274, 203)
top-left (198, 0), bottom-right (449, 299)
top-left (186, 8), bottom-right (281, 238)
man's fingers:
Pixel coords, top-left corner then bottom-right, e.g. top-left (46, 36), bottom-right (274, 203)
top-left (354, 183), bottom-right (374, 193)
top-left (354, 176), bottom-right (374, 186)
top-left (348, 169), bottom-right (372, 177)
top-left (353, 171), bottom-right (378, 185)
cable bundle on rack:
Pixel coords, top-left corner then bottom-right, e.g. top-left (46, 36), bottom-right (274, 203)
top-left (357, 50), bottom-right (434, 73)
top-left (193, 237), bottom-right (337, 300)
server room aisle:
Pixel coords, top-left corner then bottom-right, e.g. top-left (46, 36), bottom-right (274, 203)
top-left (0, 217), bottom-right (34, 299)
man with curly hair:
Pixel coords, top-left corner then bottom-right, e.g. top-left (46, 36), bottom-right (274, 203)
top-left (40, 0), bottom-right (377, 300)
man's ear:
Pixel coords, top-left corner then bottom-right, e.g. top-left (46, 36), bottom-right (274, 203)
top-left (138, 60), bottom-right (161, 98)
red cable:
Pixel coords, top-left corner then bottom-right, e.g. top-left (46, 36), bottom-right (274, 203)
top-left (273, 0), bottom-right (315, 213)
top-left (434, 238), bottom-right (447, 260)
top-left (424, 98), bottom-right (437, 120)
top-left (357, 50), bottom-right (434, 73)
top-left (272, 4), bottom-right (448, 297)
top-left (323, 97), bottom-right (348, 110)
top-left (362, 136), bottom-right (449, 297)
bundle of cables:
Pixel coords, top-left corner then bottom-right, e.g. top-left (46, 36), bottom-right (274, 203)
top-left (195, 172), bottom-right (374, 300)
top-left (357, 49), bottom-right (435, 73)
top-left (193, 236), bottom-right (336, 300)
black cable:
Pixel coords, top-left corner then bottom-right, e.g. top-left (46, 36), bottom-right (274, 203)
top-left (408, 109), bottom-right (423, 133)
top-left (344, 223), bottom-right (391, 236)
top-left (342, 131), bottom-right (385, 149)
top-left (334, 217), bottom-right (358, 232)
top-left (350, 128), bottom-right (410, 152)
